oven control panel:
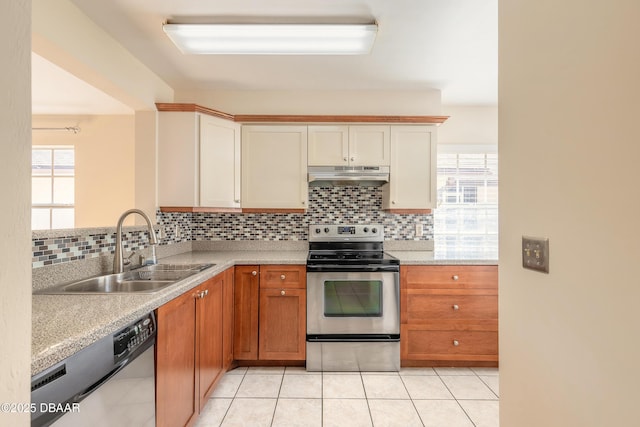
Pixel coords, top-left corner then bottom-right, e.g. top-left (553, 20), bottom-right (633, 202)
top-left (309, 224), bottom-right (384, 242)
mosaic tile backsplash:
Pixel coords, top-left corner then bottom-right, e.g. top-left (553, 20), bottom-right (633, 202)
top-left (178, 186), bottom-right (434, 241)
top-left (31, 229), bottom-right (165, 269)
top-left (32, 186), bottom-right (433, 268)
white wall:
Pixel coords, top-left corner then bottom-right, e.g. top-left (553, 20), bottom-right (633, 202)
top-left (135, 110), bottom-right (158, 223)
top-left (175, 89), bottom-right (442, 115)
top-left (32, 0), bottom-right (173, 110)
top-left (499, 1), bottom-right (640, 425)
top-left (0, 1), bottom-right (32, 426)
top-left (31, 0), bottom-right (168, 227)
top-left (439, 106), bottom-right (497, 145)
top-left (32, 115), bottom-right (136, 228)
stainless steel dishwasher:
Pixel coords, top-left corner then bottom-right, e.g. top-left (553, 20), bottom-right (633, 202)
top-left (31, 312), bottom-right (156, 427)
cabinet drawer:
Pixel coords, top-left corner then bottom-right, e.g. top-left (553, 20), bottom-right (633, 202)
top-left (401, 326), bottom-right (498, 361)
top-left (401, 265), bottom-right (498, 289)
top-left (260, 265), bottom-right (306, 289)
top-left (404, 293), bottom-right (497, 323)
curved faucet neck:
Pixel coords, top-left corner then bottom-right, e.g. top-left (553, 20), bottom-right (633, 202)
top-left (113, 209), bottom-right (159, 274)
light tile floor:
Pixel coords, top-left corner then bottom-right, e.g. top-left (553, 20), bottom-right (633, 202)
top-left (195, 366), bottom-right (499, 427)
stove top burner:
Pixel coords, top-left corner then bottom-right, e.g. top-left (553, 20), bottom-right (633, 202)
top-left (306, 224), bottom-right (399, 272)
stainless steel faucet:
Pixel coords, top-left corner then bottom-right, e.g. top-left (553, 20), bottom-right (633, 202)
top-left (113, 209), bottom-right (159, 274)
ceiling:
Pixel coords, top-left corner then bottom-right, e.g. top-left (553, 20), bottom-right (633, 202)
top-left (32, 53), bottom-right (133, 115)
top-left (33, 0), bottom-right (497, 114)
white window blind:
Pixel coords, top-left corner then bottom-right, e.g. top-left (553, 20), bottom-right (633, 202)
top-left (32, 147), bottom-right (75, 230)
top-left (434, 145), bottom-right (498, 259)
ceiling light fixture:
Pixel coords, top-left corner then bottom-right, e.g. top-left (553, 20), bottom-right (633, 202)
top-left (162, 22), bottom-right (378, 55)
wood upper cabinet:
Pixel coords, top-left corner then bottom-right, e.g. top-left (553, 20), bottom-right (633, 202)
top-left (401, 265), bottom-right (498, 366)
top-left (158, 111), bottom-right (241, 210)
top-left (233, 266), bottom-right (260, 360)
top-left (234, 265), bottom-right (306, 361)
top-left (308, 125), bottom-right (390, 166)
top-left (156, 268), bottom-right (232, 427)
top-left (382, 126), bottom-right (437, 210)
top-left (241, 126), bottom-right (308, 210)
top-left (259, 265), bottom-right (306, 361)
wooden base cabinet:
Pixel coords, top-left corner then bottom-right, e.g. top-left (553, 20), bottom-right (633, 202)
top-left (156, 268), bottom-right (233, 427)
top-left (156, 287), bottom-right (198, 427)
top-left (234, 265), bottom-right (306, 361)
top-left (401, 265), bottom-right (498, 366)
top-left (259, 266), bottom-right (306, 360)
top-left (233, 266), bottom-right (260, 360)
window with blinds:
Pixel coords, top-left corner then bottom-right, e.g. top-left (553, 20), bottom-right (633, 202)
top-left (32, 147), bottom-right (75, 230)
top-left (434, 146), bottom-right (498, 259)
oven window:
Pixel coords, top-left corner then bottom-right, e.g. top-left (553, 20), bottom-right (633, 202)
top-left (323, 280), bottom-right (382, 317)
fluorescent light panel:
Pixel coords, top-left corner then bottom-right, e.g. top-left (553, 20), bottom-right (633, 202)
top-left (163, 23), bottom-right (377, 55)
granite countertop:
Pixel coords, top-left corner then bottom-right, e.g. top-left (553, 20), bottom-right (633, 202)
top-left (388, 250), bottom-right (498, 265)
top-left (32, 247), bottom-right (497, 375)
top-left (31, 250), bottom-right (306, 376)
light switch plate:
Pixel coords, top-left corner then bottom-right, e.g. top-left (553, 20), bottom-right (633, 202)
top-left (522, 236), bottom-right (550, 273)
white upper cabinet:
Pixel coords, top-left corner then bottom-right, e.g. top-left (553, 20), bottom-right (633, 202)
top-left (307, 125), bottom-right (349, 166)
top-left (199, 115), bottom-right (241, 208)
top-left (308, 125), bottom-right (390, 166)
top-left (383, 126), bottom-right (437, 210)
top-left (158, 112), bottom-right (240, 209)
top-left (158, 112), bottom-right (198, 207)
top-left (241, 126), bottom-right (308, 210)
top-left (348, 125), bottom-right (391, 166)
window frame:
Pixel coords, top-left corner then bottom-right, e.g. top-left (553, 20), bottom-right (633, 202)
top-left (31, 146), bottom-right (75, 230)
top-left (435, 144), bottom-right (498, 259)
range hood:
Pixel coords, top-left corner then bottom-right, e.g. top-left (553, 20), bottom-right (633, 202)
top-left (308, 166), bottom-right (390, 187)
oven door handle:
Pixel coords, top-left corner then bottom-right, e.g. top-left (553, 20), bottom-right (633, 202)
top-left (306, 265), bottom-right (399, 273)
top-left (306, 334), bottom-right (400, 342)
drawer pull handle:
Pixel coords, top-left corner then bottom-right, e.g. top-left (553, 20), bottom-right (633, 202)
top-left (280, 274), bottom-right (286, 280)
top-left (252, 271), bottom-right (257, 276)
top-left (452, 340), bottom-right (460, 346)
top-left (452, 304), bottom-right (459, 310)
top-left (281, 290), bottom-right (286, 296)
top-left (452, 275), bottom-right (459, 281)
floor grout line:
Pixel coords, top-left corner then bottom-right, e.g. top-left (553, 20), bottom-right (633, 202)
top-left (206, 368), bottom-right (499, 427)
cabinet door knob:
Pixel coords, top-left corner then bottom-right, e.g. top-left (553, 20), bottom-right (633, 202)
top-left (452, 340), bottom-right (460, 346)
top-left (452, 304), bottom-right (459, 310)
top-left (452, 275), bottom-right (459, 281)
top-left (280, 274), bottom-right (286, 280)
top-left (252, 270), bottom-right (257, 276)
top-left (302, 201), bottom-right (306, 205)
top-left (343, 157), bottom-right (348, 162)
top-left (234, 199), bottom-right (240, 203)
top-left (280, 290), bottom-right (286, 296)
top-left (204, 289), bottom-right (208, 297)
top-left (350, 157), bottom-right (355, 162)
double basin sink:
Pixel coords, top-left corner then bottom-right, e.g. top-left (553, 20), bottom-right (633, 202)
top-left (37, 263), bottom-right (214, 295)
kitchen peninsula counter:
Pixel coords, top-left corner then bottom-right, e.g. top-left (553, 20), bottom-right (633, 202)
top-left (32, 250), bottom-right (307, 375)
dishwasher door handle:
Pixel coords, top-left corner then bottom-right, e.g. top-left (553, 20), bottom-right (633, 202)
top-left (76, 358), bottom-right (129, 401)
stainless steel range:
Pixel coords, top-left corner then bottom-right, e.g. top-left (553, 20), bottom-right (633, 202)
top-left (306, 224), bottom-right (400, 371)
